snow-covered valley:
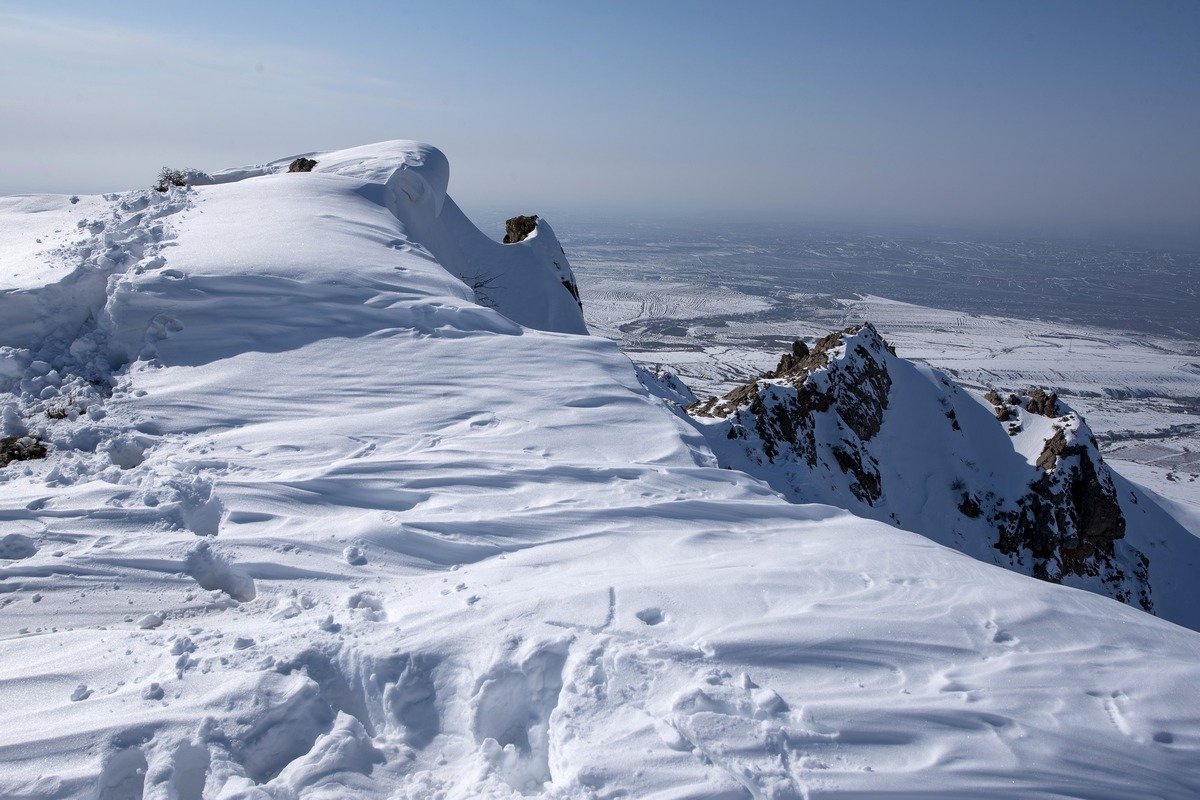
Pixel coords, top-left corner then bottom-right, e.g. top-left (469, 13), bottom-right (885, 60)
top-left (2, 142), bottom-right (1200, 799)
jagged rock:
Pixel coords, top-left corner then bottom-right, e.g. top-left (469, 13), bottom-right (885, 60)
top-left (288, 157), bottom-right (318, 173)
top-left (770, 339), bottom-right (812, 375)
top-left (691, 324), bottom-right (891, 503)
top-left (995, 423), bottom-right (1141, 605)
top-left (0, 435), bottom-right (47, 468)
top-left (1024, 388), bottom-right (1061, 417)
top-left (1036, 428), bottom-right (1068, 471)
top-left (985, 389), bottom-right (1016, 421)
top-left (686, 323), bottom-right (1154, 615)
top-left (503, 214), bottom-right (539, 244)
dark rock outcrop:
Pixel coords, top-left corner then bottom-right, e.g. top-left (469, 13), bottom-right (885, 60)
top-left (958, 493), bottom-right (983, 518)
top-left (691, 324), bottom-right (891, 503)
top-left (503, 215), bottom-right (539, 244)
top-left (288, 157), bottom-right (318, 173)
top-left (1024, 388), bottom-right (1061, 417)
top-left (999, 421), bottom-right (1145, 609)
top-left (0, 435), bottom-right (47, 468)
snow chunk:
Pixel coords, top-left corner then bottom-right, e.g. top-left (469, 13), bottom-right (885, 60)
top-left (0, 533), bottom-right (37, 560)
top-left (136, 612), bottom-right (163, 630)
top-left (183, 542), bottom-right (255, 601)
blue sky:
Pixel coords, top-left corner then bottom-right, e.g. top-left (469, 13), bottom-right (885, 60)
top-left (2, 1), bottom-right (1198, 240)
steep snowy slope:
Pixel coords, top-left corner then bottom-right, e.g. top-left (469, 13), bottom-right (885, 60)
top-left (1, 142), bottom-right (1200, 798)
top-left (688, 324), bottom-right (1200, 629)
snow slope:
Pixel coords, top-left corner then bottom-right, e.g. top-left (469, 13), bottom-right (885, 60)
top-left (1, 142), bottom-right (1200, 798)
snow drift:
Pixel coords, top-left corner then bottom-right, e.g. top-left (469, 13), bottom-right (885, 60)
top-left (1, 142), bottom-right (1199, 798)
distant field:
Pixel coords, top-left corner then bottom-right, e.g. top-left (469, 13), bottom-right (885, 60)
top-left (557, 221), bottom-right (1200, 340)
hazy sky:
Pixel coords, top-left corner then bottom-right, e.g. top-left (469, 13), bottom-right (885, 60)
top-left (2, 1), bottom-right (1198, 240)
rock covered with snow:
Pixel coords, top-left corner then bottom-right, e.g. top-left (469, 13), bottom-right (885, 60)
top-left (689, 323), bottom-right (1197, 625)
top-left (635, 363), bottom-right (699, 406)
top-left (502, 214), bottom-right (539, 244)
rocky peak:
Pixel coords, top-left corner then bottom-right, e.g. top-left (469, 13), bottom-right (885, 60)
top-left (503, 214), bottom-right (539, 244)
top-left (690, 323), bottom-right (893, 504)
top-left (986, 387), bottom-right (1062, 426)
top-left (287, 157), bottom-right (318, 173)
top-left (1024, 388), bottom-right (1061, 417)
top-left (685, 323), bottom-right (1154, 615)
top-left (999, 408), bottom-right (1141, 607)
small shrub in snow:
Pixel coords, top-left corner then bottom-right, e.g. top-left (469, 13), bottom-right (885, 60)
top-left (465, 271), bottom-right (502, 309)
top-left (154, 167), bottom-right (188, 192)
top-left (0, 435), bottom-right (47, 467)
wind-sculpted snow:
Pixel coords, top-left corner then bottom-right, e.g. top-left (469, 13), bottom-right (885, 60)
top-left (1, 142), bottom-right (1200, 798)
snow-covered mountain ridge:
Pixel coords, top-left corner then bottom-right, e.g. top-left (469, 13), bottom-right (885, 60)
top-left (1, 141), bottom-right (1200, 798)
top-left (685, 323), bottom-right (1200, 628)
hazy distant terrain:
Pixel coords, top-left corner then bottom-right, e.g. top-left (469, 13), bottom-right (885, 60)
top-left (558, 222), bottom-right (1200, 337)
top-left (557, 221), bottom-right (1200, 504)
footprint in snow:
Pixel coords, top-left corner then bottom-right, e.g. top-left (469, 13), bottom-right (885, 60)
top-left (1088, 689), bottom-right (1135, 738)
top-left (347, 591), bottom-right (386, 621)
top-left (636, 607), bottom-right (665, 626)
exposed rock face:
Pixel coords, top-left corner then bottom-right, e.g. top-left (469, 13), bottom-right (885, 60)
top-left (0, 435), bottom-right (47, 468)
top-left (1000, 423), bottom-right (1145, 608)
top-left (687, 323), bottom-right (1154, 613)
top-left (1024, 388), bottom-right (1060, 417)
top-left (503, 214), bottom-right (539, 244)
top-left (288, 157), bottom-right (318, 173)
top-left (987, 388), bottom-right (1060, 424)
top-left (691, 324), bottom-right (892, 505)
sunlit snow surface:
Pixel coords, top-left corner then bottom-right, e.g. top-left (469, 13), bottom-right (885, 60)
top-left (1, 148), bottom-right (1199, 798)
